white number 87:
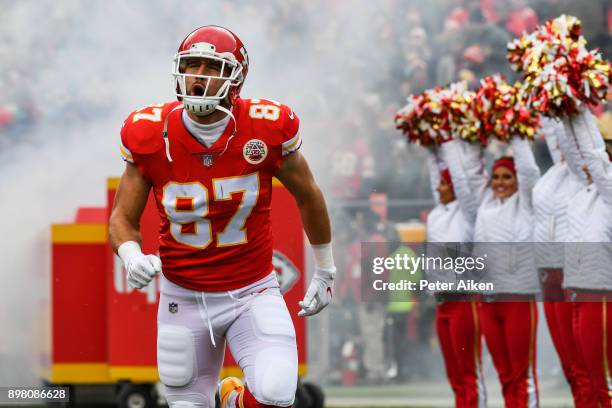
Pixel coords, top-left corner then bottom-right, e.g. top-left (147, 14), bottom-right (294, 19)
top-left (162, 173), bottom-right (260, 249)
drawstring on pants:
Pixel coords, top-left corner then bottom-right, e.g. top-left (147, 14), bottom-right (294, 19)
top-left (199, 292), bottom-right (216, 348)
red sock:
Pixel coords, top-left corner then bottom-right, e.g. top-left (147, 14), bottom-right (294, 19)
top-left (237, 387), bottom-right (291, 408)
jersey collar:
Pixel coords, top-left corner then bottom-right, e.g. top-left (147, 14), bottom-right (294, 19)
top-left (171, 102), bottom-right (241, 154)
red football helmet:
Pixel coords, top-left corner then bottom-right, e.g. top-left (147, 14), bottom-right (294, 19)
top-left (172, 25), bottom-right (249, 116)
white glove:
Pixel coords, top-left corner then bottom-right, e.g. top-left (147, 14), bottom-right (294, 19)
top-left (118, 241), bottom-right (162, 289)
top-left (298, 267), bottom-right (336, 317)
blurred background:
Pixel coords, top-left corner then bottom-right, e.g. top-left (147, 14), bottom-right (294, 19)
top-left (1, 0), bottom-right (611, 406)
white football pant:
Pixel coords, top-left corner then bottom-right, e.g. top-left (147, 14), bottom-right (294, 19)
top-left (157, 272), bottom-right (298, 407)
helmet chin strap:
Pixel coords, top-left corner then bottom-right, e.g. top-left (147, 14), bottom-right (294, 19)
top-left (214, 104), bottom-right (235, 128)
top-left (214, 104), bottom-right (237, 156)
top-left (162, 105), bottom-right (184, 162)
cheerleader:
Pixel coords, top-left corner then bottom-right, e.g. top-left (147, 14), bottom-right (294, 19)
top-left (425, 139), bottom-right (487, 408)
top-left (561, 109), bottom-right (612, 407)
top-left (474, 136), bottom-right (541, 407)
top-left (532, 118), bottom-right (596, 407)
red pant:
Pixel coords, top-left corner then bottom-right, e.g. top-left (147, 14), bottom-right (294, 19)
top-left (571, 291), bottom-right (612, 408)
top-left (436, 300), bottom-right (486, 408)
top-left (540, 269), bottom-right (596, 407)
top-left (479, 299), bottom-right (538, 408)
top-left (543, 302), bottom-right (597, 407)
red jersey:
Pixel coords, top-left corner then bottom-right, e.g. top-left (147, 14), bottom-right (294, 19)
top-left (119, 98), bottom-right (301, 291)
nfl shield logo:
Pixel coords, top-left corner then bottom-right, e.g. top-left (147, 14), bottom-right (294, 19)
top-left (202, 154), bottom-right (214, 167)
top-left (169, 302), bottom-right (178, 314)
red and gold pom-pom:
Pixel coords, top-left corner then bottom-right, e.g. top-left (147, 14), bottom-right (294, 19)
top-left (395, 82), bottom-right (476, 146)
top-left (463, 75), bottom-right (540, 143)
top-left (508, 15), bottom-right (612, 117)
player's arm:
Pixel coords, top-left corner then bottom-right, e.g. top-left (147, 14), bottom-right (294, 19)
top-left (108, 163), bottom-right (161, 289)
top-left (275, 151), bottom-right (331, 245)
top-left (275, 151), bottom-right (335, 317)
top-left (109, 163), bottom-right (150, 250)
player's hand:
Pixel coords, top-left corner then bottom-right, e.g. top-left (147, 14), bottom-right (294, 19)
top-left (125, 254), bottom-right (162, 289)
top-left (118, 241), bottom-right (162, 289)
top-left (298, 267), bottom-right (336, 317)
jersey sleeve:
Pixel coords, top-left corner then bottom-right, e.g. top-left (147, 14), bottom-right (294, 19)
top-left (118, 103), bottom-right (171, 177)
top-left (119, 119), bottom-right (135, 164)
top-left (280, 104), bottom-right (301, 156)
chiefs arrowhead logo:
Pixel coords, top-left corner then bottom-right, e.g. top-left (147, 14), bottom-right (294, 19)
top-left (243, 139), bottom-right (268, 164)
top-left (272, 250), bottom-right (300, 294)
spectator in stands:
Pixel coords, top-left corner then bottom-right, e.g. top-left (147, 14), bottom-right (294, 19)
top-left (459, 4), bottom-right (514, 83)
top-left (503, 0), bottom-right (539, 37)
top-left (433, 18), bottom-right (466, 84)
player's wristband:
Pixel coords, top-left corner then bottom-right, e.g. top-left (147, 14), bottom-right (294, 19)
top-left (312, 242), bottom-right (335, 271)
top-left (118, 241), bottom-right (143, 265)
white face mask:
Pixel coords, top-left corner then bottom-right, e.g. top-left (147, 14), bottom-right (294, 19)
top-left (172, 42), bottom-right (244, 116)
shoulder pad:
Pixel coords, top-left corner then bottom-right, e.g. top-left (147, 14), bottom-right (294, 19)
top-left (120, 101), bottom-right (181, 155)
top-left (242, 98), bottom-right (300, 148)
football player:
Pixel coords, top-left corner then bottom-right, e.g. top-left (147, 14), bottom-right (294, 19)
top-left (109, 26), bottom-right (335, 408)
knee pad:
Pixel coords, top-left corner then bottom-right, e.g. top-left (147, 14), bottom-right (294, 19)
top-left (158, 325), bottom-right (196, 387)
top-left (252, 349), bottom-right (298, 406)
top-left (247, 293), bottom-right (297, 405)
